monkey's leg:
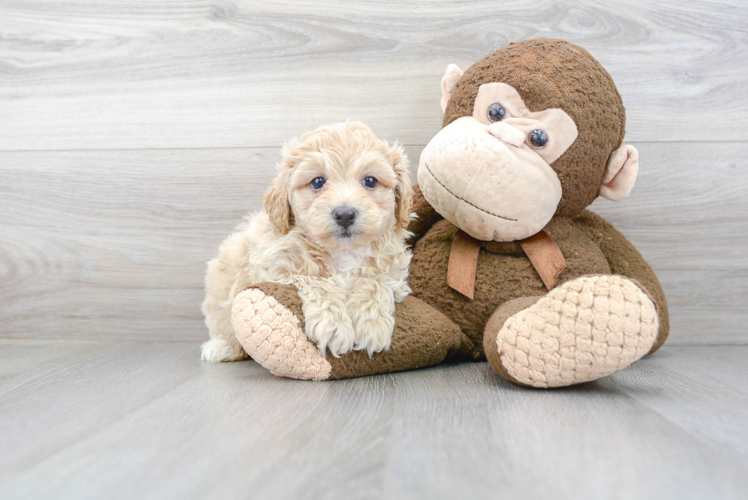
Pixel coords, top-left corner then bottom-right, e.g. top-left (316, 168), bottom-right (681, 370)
top-left (483, 275), bottom-right (659, 388)
top-left (231, 283), bottom-right (472, 381)
top-left (574, 210), bottom-right (669, 353)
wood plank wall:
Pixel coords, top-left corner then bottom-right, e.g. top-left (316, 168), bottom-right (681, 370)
top-left (1, 0), bottom-right (746, 343)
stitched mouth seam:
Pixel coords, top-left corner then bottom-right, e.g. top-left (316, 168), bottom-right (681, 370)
top-left (424, 163), bottom-right (517, 222)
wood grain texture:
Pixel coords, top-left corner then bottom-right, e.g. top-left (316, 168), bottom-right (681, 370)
top-left (1, 143), bottom-right (745, 342)
top-left (1, 340), bottom-right (747, 499)
top-left (1, 0), bottom-right (747, 150)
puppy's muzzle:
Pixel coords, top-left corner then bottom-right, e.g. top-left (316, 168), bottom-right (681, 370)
top-left (333, 206), bottom-right (357, 229)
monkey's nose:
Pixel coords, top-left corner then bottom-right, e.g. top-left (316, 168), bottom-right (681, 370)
top-left (488, 122), bottom-right (525, 148)
top-left (333, 207), bottom-right (357, 228)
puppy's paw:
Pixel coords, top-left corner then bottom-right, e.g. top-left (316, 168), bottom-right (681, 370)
top-left (200, 338), bottom-right (248, 363)
top-left (353, 313), bottom-right (394, 356)
top-left (326, 321), bottom-right (357, 358)
top-left (305, 312), bottom-right (356, 358)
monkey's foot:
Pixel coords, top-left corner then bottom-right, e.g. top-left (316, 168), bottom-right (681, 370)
top-left (232, 283), bottom-right (471, 381)
top-left (232, 283), bottom-right (333, 381)
top-left (484, 275), bottom-right (659, 388)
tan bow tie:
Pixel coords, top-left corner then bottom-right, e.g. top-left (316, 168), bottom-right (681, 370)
top-left (447, 230), bottom-right (567, 299)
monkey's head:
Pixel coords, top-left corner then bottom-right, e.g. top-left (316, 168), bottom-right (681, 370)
top-left (418, 38), bottom-right (639, 242)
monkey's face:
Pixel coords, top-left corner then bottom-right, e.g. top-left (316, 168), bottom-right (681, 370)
top-left (418, 82), bottom-right (578, 242)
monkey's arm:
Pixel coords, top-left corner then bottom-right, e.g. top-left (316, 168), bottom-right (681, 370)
top-left (573, 210), bottom-right (669, 353)
top-left (406, 185), bottom-right (443, 247)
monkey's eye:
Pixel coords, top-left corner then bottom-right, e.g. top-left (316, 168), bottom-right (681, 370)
top-left (487, 103), bottom-right (507, 123)
top-left (310, 177), bottom-right (326, 190)
top-left (363, 176), bottom-right (378, 188)
top-left (528, 129), bottom-right (549, 149)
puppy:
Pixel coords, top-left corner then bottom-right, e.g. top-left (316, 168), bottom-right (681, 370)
top-left (201, 121), bottom-right (413, 362)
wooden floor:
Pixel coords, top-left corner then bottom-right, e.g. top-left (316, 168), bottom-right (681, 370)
top-left (1, 340), bottom-right (747, 500)
top-left (2, 1), bottom-right (748, 498)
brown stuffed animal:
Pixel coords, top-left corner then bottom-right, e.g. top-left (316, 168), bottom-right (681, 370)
top-left (231, 38), bottom-right (669, 387)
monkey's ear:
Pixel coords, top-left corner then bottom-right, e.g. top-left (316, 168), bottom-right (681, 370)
top-left (389, 143), bottom-right (413, 229)
top-left (599, 145), bottom-right (639, 202)
top-left (440, 64), bottom-right (463, 114)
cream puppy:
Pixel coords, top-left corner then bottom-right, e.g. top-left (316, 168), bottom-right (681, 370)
top-left (201, 122), bottom-right (413, 362)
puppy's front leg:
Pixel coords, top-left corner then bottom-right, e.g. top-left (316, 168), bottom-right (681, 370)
top-left (293, 276), bottom-right (355, 357)
top-left (346, 278), bottom-right (397, 356)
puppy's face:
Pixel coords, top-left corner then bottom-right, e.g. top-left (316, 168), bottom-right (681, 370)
top-left (291, 149), bottom-right (402, 249)
top-left (263, 122), bottom-right (412, 250)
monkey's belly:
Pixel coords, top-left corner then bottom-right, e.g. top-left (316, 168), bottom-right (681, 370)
top-left (409, 218), bottom-right (611, 357)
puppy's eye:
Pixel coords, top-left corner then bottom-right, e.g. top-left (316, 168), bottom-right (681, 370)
top-left (528, 129), bottom-right (549, 149)
top-left (487, 103), bottom-right (506, 123)
top-left (363, 177), bottom-right (378, 188)
top-left (310, 177), bottom-right (326, 190)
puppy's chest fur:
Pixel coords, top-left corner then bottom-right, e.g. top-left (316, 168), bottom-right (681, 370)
top-left (328, 248), bottom-right (370, 273)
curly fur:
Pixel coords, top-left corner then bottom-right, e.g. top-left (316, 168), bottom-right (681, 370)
top-left (201, 122), bottom-right (413, 361)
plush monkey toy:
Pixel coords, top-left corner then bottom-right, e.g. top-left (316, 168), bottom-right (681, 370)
top-left (231, 38), bottom-right (669, 387)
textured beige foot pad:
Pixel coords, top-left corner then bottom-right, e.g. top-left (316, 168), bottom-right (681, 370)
top-left (492, 275), bottom-right (659, 388)
top-left (231, 288), bottom-right (332, 381)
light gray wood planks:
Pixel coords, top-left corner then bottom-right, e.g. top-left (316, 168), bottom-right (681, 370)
top-left (1, 0), bottom-right (747, 150)
top-left (0, 147), bottom-right (277, 340)
top-left (1, 143), bottom-right (746, 342)
top-left (1, 340), bottom-right (747, 499)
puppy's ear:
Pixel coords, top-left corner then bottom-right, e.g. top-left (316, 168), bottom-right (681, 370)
top-left (263, 170), bottom-right (292, 234)
top-left (390, 144), bottom-right (413, 229)
top-left (263, 141), bottom-right (299, 234)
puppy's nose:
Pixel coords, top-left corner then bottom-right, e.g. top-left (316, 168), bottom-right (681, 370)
top-left (333, 207), bottom-right (357, 228)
